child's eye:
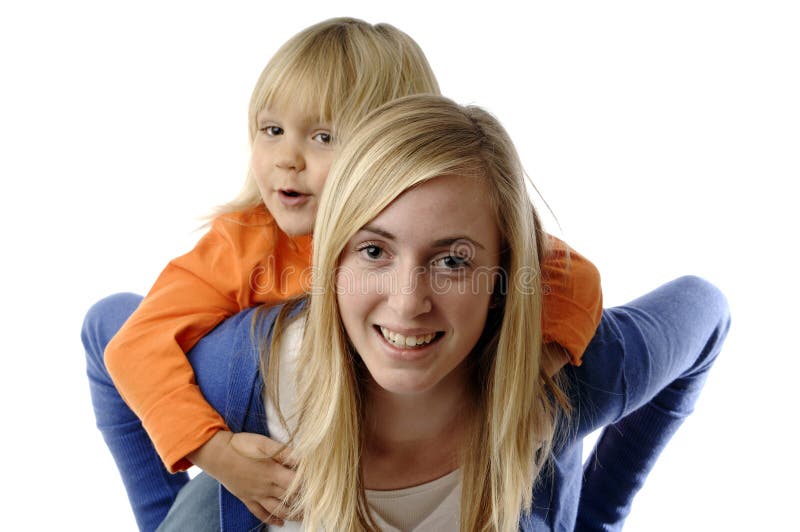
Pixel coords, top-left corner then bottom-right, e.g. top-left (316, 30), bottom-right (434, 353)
top-left (356, 244), bottom-right (385, 260)
top-left (261, 125), bottom-right (283, 136)
top-left (313, 132), bottom-right (332, 144)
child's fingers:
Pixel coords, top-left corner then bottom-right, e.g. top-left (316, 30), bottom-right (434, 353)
top-left (244, 501), bottom-right (278, 526)
top-left (258, 495), bottom-right (301, 522)
top-left (272, 446), bottom-right (298, 469)
top-left (265, 514), bottom-right (286, 527)
top-left (228, 432), bottom-right (270, 459)
top-left (241, 475), bottom-right (299, 524)
top-left (247, 503), bottom-right (289, 527)
top-left (230, 432), bottom-right (299, 469)
top-left (265, 458), bottom-right (296, 490)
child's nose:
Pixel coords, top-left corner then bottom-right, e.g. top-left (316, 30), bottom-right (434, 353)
top-left (275, 139), bottom-right (304, 171)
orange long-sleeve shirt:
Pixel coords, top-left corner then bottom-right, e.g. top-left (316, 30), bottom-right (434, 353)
top-left (105, 206), bottom-right (602, 472)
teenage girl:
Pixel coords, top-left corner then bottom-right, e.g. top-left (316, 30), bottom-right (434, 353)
top-left (82, 18), bottom-right (602, 531)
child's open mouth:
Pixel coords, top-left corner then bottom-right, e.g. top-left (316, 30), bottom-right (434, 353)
top-left (279, 189), bottom-right (310, 207)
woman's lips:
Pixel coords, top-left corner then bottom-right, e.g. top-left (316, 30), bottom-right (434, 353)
top-left (373, 325), bottom-right (444, 361)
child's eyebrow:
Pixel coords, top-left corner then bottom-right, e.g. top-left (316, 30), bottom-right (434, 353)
top-left (255, 113), bottom-right (277, 126)
top-left (256, 110), bottom-right (329, 129)
top-left (360, 225), bottom-right (486, 250)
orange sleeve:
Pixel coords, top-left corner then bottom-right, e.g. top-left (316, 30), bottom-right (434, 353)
top-left (104, 209), bottom-right (312, 472)
top-left (540, 235), bottom-right (603, 366)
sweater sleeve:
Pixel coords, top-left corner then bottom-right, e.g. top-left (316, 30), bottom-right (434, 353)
top-left (540, 235), bottom-right (603, 366)
top-left (104, 213), bottom-right (271, 472)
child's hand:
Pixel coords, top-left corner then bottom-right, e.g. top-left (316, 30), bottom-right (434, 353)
top-left (187, 430), bottom-right (299, 526)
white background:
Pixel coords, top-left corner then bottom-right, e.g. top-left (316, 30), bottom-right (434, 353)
top-left (1, 1), bottom-right (797, 530)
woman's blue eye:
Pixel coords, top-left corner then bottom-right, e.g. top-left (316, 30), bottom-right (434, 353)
top-left (359, 245), bottom-right (383, 260)
top-left (440, 255), bottom-right (471, 269)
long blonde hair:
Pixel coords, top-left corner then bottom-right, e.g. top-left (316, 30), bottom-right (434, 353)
top-left (217, 17), bottom-right (440, 215)
top-left (262, 95), bottom-right (569, 531)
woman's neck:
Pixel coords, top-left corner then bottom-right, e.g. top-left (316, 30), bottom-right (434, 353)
top-left (361, 368), bottom-right (472, 489)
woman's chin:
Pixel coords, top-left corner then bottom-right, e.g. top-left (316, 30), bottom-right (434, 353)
top-left (368, 370), bottom-right (435, 396)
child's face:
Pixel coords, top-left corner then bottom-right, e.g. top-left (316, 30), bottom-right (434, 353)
top-left (336, 175), bottom-right (501, 398)
top-left (252, 105), bottom-right (334, 236)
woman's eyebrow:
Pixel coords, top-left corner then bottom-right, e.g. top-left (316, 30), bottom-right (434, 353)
top-left (361, 225), bottom-right (395, 240)
top-left (360, 225), bottom-right (485, 250)
top-left (431, 237), bottom-right (485, 250)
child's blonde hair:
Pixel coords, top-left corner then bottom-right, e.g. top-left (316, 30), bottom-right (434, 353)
top-left (264, 95), bottom-right (569, 531)
top-left (219, 17), bottom-right (440, 214)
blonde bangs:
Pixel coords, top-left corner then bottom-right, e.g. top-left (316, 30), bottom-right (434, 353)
top-left (248, 40), bottom-right (348, 141)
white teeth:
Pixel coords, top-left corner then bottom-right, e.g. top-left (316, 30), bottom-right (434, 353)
top-left (379, 327), bottom-right (437, 348)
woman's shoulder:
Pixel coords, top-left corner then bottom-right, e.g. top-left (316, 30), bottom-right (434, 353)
top-left (246, 300), bottom-right (308, 346)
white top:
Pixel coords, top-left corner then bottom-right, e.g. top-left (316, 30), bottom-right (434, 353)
top-left (267, 318), bottom-right (462, 532)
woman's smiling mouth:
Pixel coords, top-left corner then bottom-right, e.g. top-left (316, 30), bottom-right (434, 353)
top-left (376, 325), bottom-right (443, 349)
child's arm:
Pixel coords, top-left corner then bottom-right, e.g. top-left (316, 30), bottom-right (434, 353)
top-left (540, 235), bottom-right (603, 369)
top-left (104, 208), bottom-right (311, 472)
top-left (104, 214), bottom-right (248, 472)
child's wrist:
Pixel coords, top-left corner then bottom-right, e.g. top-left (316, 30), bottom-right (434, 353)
top-left (186, 429), bottom-right (230, 472)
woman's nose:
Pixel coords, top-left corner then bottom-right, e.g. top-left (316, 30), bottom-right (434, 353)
top-left (386, 264), bottom-right (432, 318)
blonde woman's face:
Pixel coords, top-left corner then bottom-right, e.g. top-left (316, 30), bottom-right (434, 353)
top-left (336, 175), bottom-right (501, 396)
top-left (251, 105), bottom-right (334, 236)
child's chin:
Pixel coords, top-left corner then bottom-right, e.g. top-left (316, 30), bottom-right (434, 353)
top-left (275, 217), bottom-right (313, 236)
